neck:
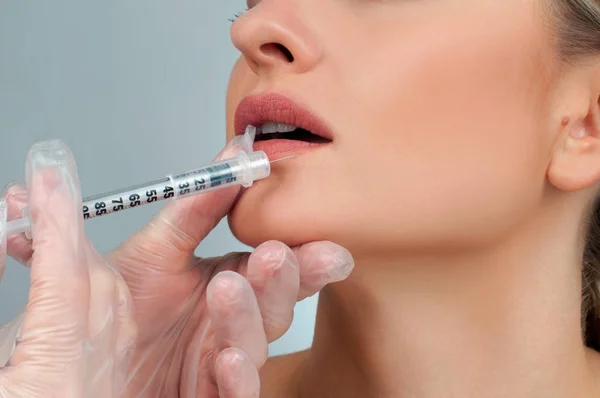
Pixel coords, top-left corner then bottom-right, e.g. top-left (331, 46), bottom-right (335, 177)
top-left (300, 209), bottom-right (599, 397)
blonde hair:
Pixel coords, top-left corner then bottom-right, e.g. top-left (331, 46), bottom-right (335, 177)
top-left (545, 0), bottom-right (600, 350)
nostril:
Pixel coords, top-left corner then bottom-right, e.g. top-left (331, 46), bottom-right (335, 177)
top-left (260, 43), bottom-right (295, 63)
top-left (275, 44), bottom-right (294, 62)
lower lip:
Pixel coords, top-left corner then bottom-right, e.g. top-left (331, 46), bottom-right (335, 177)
top-left (252, 139), bottom-right (328, 159)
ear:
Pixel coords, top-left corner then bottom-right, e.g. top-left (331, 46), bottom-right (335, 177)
top-left (548, 74), bottom-right (600, 192)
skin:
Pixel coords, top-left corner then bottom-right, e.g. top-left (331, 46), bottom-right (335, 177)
top-left (226, 0), bottom-right (600, 397)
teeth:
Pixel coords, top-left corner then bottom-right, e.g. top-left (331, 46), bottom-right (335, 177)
top-left (259, 122), bottom-right (298, 134)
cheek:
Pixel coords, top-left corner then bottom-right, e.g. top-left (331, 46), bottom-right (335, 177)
top-left (325, 7), bottom-right (554, 251)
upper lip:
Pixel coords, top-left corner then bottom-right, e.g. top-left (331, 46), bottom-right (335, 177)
top-left (234, 93), bottom-right (333, 140)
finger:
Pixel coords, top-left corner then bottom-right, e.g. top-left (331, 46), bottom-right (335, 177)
top-left (114, 186), bottom-right (239, 269)
top-left (207, 271), bottom-right (268, 367)
top-left (246, 241), bottom-right (300, 342)
top-left (294, 241), bottom-right (355, 301)
top-left (215, 348), bottom-right (261, 398)
top-left (3, 182), bottom-right (33, 266)
top-left (10, 140), bottom-right (90, 371)
top-left (110, 139), bottom-right (244, 275)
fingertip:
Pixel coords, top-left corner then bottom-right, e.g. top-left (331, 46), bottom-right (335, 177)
top-left (24, 141), bottom-right (83, 242)
top-left (3, 180), bottom-right (22, 194)
top-left (26, 140), bottom-right (81, 203)
top-left (208, 271), bottom-right (247, 311)
top-left (216, 347), bottom-right (246, 374)
top-left (251, 241), bottom-right (286, 267)
top-left (324, 243), bottom-right (355, 282)
top-left (294, 241), bottom-right (355, 300)
top-left (246, 241), bottom-right (290, 285)
top-left (2, 180), bottom-right (26, 201)
top-left (26, 140), bottom-right (75, 178)
top-left (298, 241), bottom-right (355, 282)
top-left (216, 348), bottom-right (261, 398)
top-left (3, 180), bottom-right (28, 226)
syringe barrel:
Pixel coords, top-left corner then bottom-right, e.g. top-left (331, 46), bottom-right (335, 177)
top-left (5, 151), bottom-right (271, 237)
top-left (168, 151), bottom-right (270, 199)
top-left (81, 151), bottom-right (270, 219)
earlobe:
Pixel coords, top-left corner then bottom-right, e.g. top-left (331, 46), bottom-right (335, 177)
top-left (548, 112), bottom-right (600, 192)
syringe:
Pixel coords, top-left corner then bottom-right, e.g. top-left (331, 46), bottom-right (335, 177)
top-left (5, 127), bottom-right (288, 237)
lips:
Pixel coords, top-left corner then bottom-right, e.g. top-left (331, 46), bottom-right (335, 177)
top-left (234, 93), bottom-right (334, 151)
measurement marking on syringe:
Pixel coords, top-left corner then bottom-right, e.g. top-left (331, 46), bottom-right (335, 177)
top-left (81, 161), bottom-right (245, 220)
top-left (83, 178), bottom-right (176, 220)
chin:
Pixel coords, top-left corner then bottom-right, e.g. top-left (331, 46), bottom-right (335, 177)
top-left (228, 198), bottom-right (317, 249)
top-left (227, 177), bottom-right (333, 249)
top-left (227, 182), bottom-right (388, 257)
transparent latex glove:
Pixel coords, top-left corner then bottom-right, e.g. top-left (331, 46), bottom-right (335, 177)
top-left (6, 140), bottom-right (355, 397)
top-left (0, 140), bottom-right (137, 398)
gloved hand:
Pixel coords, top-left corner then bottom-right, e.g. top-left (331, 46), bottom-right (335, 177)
top-left (0, 141), bottom-right (137, 397)
top-left (6, 140), bottom-right (354, 397)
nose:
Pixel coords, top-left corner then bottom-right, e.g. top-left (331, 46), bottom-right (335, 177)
top-left (230, 4), bottom-right (322, 75)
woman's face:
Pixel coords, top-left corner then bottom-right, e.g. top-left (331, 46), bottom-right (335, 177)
top-left (226, 0), bottom-right (561, 259)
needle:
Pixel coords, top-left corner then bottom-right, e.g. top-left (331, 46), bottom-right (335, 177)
top-left (269, 155), bottom-right (296, 164)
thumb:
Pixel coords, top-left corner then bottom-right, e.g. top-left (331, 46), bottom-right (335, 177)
top-left (111, 143), bottom-right (243, 273)
top-left (9, 140), bottom-right (90, 374)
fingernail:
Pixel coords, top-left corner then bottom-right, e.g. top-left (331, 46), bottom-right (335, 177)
top-left (255, 241), bottom-right (286, 271)
top-left (326, 246), bottom-right (355, 282)
top-left (26, 140), bottom-right (78, 200)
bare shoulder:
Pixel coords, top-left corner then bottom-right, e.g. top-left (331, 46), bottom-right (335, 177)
top-left (260, 350), bottom-right (311, 398)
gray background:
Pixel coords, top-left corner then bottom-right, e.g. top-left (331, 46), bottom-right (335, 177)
top-left (0, 1), bottom-right (317, 356)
